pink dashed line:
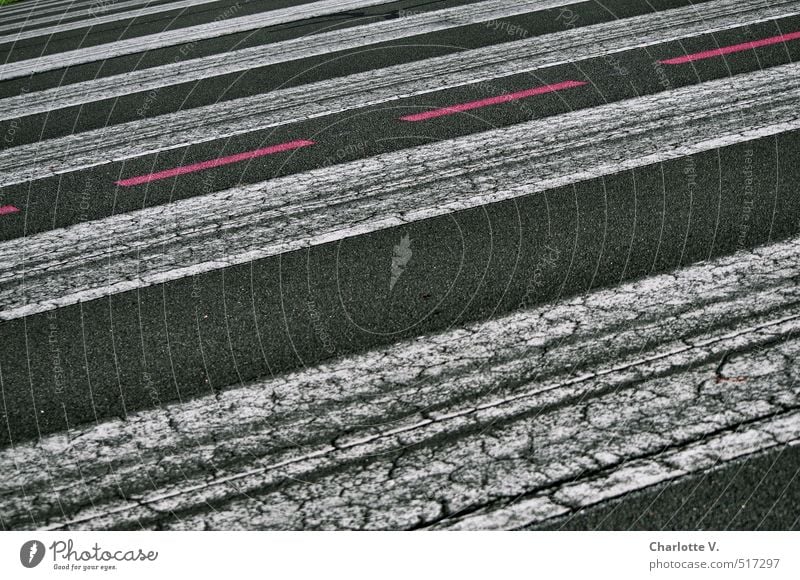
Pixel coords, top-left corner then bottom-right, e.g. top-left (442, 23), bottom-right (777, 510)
top-left (399, 80), bottom-right (588, 122)
top-left (660, 31), bottom-right (800, 64)
top-left (115, 139), bottom-right (316, 187)
top-left (0, 205), bottom-right (20, 216)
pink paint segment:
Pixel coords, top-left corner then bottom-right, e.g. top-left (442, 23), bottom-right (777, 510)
top-left (0, 205), bottom-right (20, 216)
top-left (399, 80), bottom-right (588, 122)
top-left (660, 31), bottom-right (800, 64)
top-left (116, 139), bottom-right (316, 187)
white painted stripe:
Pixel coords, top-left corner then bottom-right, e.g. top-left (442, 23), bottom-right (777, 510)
top-left (0, 0), bottom-right (571, 116)
top-left (0, 0), bottom-right (86, 18)
top-left (0, 0), bottom-right (171, 24)
top-left (441, 416), bottom-right (800, 530)
top-left (2, 232), bottom-right (797, 529)
top-left (0, 0), bottom-right (225, 36)
top-left (0, 0), bottom-right (402, 80)
top-left (0, 62), bottom-right (798, 321)
top-left (0, 0), bottom-right (170, 21)
top-left (0, 0), bottom-right (794, 180)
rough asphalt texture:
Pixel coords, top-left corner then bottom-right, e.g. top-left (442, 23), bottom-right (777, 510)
top-left (0, 0), bottom-right (798, 529)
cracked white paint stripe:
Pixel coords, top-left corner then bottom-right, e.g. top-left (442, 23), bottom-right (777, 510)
top-left (0, 0), bottom-right (415, 80)
top-left (1, 235), bottom-right (798, 530)
top-left (0, 0), bottom-right (225, 37)
top-left (437, 420), bottom-right (800, 530)
top-left (3, 0), bottom-right (157, 13)
top-left (1, 62), bottom-right (799, 321)
top-left (0, 0), bottom-right (795, 162)
top-left (0, 0), bottom-right (95, 19)
top-left (0, 0), bottom-right (595, 119)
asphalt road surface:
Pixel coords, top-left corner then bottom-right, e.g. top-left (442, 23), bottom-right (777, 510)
top-left (0, 0), bottom-right (798, 530)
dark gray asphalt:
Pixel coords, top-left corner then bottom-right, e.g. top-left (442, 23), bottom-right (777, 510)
top-left (2, 14), bottom-right (800, 240)
top-left (534, 443), bottom-right (800, 530)
top-left (0, 0), bottom-right (484, 67)
top-left (1, 0), bottom-right (799, 531)
top-left (0, 1), bottom-right (740, 153)
top-left (2, 132), bottom-right (797, 445)
top-left (0, 0), bottom-right (386, 61)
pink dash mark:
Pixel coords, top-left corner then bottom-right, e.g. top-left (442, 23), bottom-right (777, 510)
top-left (660, 30), bottom-right (800, 64)
top-left (115, 139), bottom-right (316, 187)
top-left (0, 205), bottom-right (20, 216)
top-left (399, 80), bottom-right (588, 122)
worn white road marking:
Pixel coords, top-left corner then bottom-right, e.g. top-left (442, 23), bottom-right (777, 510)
top-left (2, 234), bottom-right (797, 529)
top-left (0, 0), bottom-right (414, 80)
top-left (0, 0), bottom-right (223, 37)
top-left (0, 0), bottom-right (795, 180)
top-left (0, 0), bottom-right (586, 118)
top-left (0, 62), bottom-right (798, 321)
